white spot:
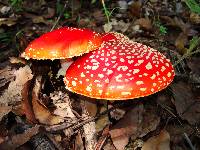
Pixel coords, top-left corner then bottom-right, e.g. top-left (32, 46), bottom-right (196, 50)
top-left (94, 80), bottom-right (100, 83)
top-left (105, 63), bottom-right (110, 66)
top-left (121, 92), bottom-right (131, 95)
top-left (99, 90), bottom-right (103, 94)
top-left (117, 66), bottom-right (128, 71)
top-left (167, 72), bottom-right (172, 77)
top-left (120, 58), bottom-right (125, 62)
top-left (98, 74), bottom-right (104, 78)
top-left (128, 60), bottom-right (134, 64)
top-left (153, 83), bottom-right (157, 87)
top-left (136, 81), bottom-right (144, 85)
top-left (140, 88), bottom-right (147, 91)
top-left (106, 69), bottom-right (113, 75)
top-left (115, 74), bottom-right (123, 82)
top-left (146, 62), bottom-right (152, 70)
top-left (150, 74), bottom-right (156, 80)
top-left (126, 73), bottom-right (131, 76)
top-left (117, 85), bottom-right (124, 89)
top-left (163, 76), bottom-right (166, 81)
top-left (165, 63), bottom-right (169, 67)
top-left (86, 86), bottom-right (92, 92)
top-left (110, 50), bottom-right (116, 54)
top-left (151, 88), bottom-right (155, 92)
top-left (133, 69), bottom-right (140, 74)
top-left (161, 66), bottom-right (166, 72)
top-left (111, 56), bottom-right (117, 59)
top-left (92, 65), bottom-right (99, 70)
top-left (81, 72), bottom-right (85, 77)
top-left (138, 60), bottom-right (144, 64)
top-left (91, 59), bottom-right (98, 63)
top-left (105, 78), bottom-right (109, 83)
top-left (97, 84), bottom-right (102, 87)
top-left (126, 56), bottom-right (132, 59)
top-left (72, 81), bottom-right (76, 86)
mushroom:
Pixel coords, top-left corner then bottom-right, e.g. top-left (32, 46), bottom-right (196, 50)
top-left (22, 27), bottom-right (102, 60)
top-left (64, 32), bottom-right (175, 100)
top-left (20, 27), bottom-right (103, 124)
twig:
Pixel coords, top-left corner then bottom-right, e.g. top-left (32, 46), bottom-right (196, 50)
top-left (183, 133), bottom-right (196, 150)
top-left (51, 1), bottom-right (68, 31)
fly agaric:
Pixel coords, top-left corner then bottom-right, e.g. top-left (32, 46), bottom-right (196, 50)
top-left (64, 33), bottom-right (175, 100)
top-left (22, 27), bottom-right (102, 60)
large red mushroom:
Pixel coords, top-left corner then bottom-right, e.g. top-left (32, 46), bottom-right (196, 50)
top-left (64, 33), bottom-right (175, 100)
top-left (22, 27), bottom-right (102, 60)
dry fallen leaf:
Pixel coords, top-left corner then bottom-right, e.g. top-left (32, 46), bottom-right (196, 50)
top-left (50, 91), bottom-right (76, 119)
top-left (171, 81), bottom-right (200, 125)
top-left (141, 130), bottom-right (170, 150)
top-left (0, 106), bottom-right (12, 121)
top-left (0, 18), bottom-right (17, 26)
top-left (109, 103), bottom-right (160, 150)
top-left (0, 65), bottom-right (33, 106)
top-left (129, 1), bottom-right (142, 18)
top-left (0, 125), bottom-right (40, 150)
top-left (187, 57), bottom-right (200, 75)
top-left (103, 19), bottom-right (130, 33)
top-left (175, 32), bottom-right (188, 54)
top-left (32, 76), bottom-right (63, 125)
top-left (96, 104), bottom-right (110, 132)
top-left (190, 12), bottom-right (200, 24)
top-left (109, 104), bottom-right (143, 150)
top-left (134, 18), bottom-right (152, 30)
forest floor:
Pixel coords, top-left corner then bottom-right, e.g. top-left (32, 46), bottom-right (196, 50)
top-left (0, 0), bottom-right (200, 150)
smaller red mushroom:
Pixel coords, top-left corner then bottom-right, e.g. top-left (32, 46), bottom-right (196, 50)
top-left (64, 33), bottom-right (175, 100)
top-left (22, 27), bottom-right (102, 60)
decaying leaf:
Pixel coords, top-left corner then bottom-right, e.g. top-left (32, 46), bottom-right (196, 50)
top-left (129, 1), bottom-right (142, 17)
top-left (50, 91), bottom-right (76, 119)
top-left (0, 18), bottom-right (17, 27)
top-left (190, 12), bottom-right (200, 24)
top-left (187, 57), bottom-right (200, 75)
top-left (96, 104), bottom-right (110, 132)
top-left (141, 130), bottom-right (170, 150)
top-left (171, 81), bottom-right (200, 125)
top-left (74, 131), bottom-right (84, 150)
top-left (109, 104), bottom-right (143, 150)
top-left (0, 105), bottom-right (12, 121)
top-left (175, 32), bottom-right (188, 54)
top-left (0, 66), bottom-right (15, 90)
top-left (109, 103), bottom-right (160, 150)
top-left (134, 18), bottom-right (152, 30)
top-left (103, 19), bottom-right (130, 33)
top-left (32, 76), bottom-right (63, 125)
top-left (0, 65), bottom-right (33, 106)
top-left (21, 80), bottom-right (37, 123)
top-left (0, 125), bottom-right (40, 150)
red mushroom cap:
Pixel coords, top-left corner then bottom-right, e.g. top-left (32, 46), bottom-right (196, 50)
top-left (64, 33), bottom-right (175, 100)
top-left (22, 27), bottom-right (102, 60)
